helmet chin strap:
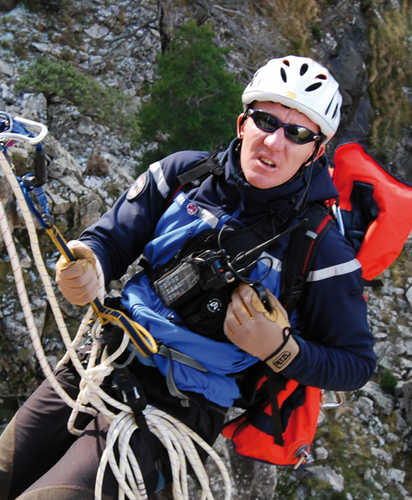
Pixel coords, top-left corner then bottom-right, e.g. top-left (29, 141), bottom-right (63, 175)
top-left (294, 141), bottom-right (321, 213)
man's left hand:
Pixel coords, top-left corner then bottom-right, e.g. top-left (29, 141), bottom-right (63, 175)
top-left (223, 283), bottom-right (290, 360)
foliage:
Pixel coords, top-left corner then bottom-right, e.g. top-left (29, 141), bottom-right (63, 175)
top-left (21, 0), bottom-right (69, 13)
top-left (311, 23), bottom-right (322, 42)
top-left (16, 57), bottom-right (126, 127)
top-left (390, 248), bottom-right (412, 288)
top-left (135, 20), bottom-right (243, 168)
top-left (379, 370), bottom-right (398, 394)
top-left (251, 0), bottom-right (320, 55)
top-left (362, 0), bottom-right (412, 160)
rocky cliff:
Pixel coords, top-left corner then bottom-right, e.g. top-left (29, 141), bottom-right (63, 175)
top-left (1, 0), bottom-right (412, 499)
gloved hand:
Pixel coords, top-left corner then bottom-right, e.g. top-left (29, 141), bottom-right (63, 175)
top-left (224, 283), bottom-right (291, 360)
top-left (55, 240), bottom-right (99, 306)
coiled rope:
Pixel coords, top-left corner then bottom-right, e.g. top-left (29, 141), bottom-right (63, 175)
top-left (0, 123), bottom-right (232, 500)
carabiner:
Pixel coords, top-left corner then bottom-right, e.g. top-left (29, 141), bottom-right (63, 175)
top-left (321, 390), bottom-right (346, 409)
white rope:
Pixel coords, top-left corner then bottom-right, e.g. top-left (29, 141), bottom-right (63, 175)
top-left (96, 406), bottom-right (232, 500)
top-left (1, 132), bottom-right (232, 500)
top-left (0, 151), bottom-right (104, 420)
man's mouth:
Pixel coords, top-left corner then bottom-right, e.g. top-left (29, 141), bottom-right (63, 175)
top-left (260, 157), bottom-right (276, 167)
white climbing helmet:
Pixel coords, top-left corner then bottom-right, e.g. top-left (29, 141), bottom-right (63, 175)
top-left (242, 55), bottom-right (342, 143)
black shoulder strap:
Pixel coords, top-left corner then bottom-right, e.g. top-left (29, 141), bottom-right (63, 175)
top-left (232, 205), bottom-right (335, 436)
top-left (249, 207), bottom-right (333, 444)
top-left (280, 203), bottom-right (334, 317)
top-left (165, 149), bottom-right (227, 208)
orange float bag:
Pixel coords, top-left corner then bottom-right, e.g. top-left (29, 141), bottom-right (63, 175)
top-left (222, 374), bottom-right (322, 466)
top-left (333, 142), bottom-right (412, 281)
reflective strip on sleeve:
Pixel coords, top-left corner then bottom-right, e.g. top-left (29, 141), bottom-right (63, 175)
top-left (307, 258), bottom-right (362, 282)
top-left (149, 161), bottom-right (170, 198)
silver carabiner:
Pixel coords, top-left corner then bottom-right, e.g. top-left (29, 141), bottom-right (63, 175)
top-left (331, 202), bottom-right (345, 237)
top-left (321, 390), bottom-right (346, 409)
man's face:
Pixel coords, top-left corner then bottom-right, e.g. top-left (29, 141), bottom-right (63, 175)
top-left (237, 101), bottom-right (325, 190)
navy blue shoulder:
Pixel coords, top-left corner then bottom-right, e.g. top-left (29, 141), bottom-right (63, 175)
top-left (310, 221), bottom-right (361, 278)
top-left (158, 150), bottom-right (211, 186)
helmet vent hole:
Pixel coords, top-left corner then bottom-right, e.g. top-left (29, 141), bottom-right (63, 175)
top-left (300, 64), bottom-right (308, 76)
top-left (332, 103), bottom-right (339, 119)
top-left (316, 74), bottom-right (327, 80)
top-left (281, 67), bottom-right (287, 83)
top-left (325, 99), bottom-right (332, 115)
top-left (305, 82), bottom-right (322, 92)
top-left (282, 59), bottom-right (290, 66)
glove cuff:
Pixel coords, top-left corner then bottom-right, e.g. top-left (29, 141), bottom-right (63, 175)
top-left (264, 329), bottom-right (300, 372)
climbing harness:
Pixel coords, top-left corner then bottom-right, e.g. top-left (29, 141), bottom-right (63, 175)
top-left (0, 112), bottom-right (231, 500)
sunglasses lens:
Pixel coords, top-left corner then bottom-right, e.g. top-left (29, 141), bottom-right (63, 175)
top-left (248, 110), bottom-right (318, 145)
top-left (251, 111), bottom-right (279, 132)
top-left (286, 125), bottom-right (313, 144)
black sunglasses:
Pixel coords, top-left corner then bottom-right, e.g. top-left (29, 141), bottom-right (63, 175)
top-left (242, 109), bottom-right (322, 145)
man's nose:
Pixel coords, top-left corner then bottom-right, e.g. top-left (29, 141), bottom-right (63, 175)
top-left (263, 126), bottom-right (286, 149)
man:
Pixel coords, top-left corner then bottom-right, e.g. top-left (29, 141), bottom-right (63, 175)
top-left (0, 55), bottom-right (376, 499)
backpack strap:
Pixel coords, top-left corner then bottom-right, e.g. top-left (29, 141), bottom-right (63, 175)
top-left (280, 203), bottom-right (334, 317)
top-left (259, 204), bottom-right (333, 446)
top-left (266, 369), bottom-right (288, 446)
top-left (165, 149), bottom-right (227, 208)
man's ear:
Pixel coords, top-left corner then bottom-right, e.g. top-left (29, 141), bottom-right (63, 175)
top-left (315, 144), bottom-right (326, 161)
top-left (237, 113), bottom-right (246, 139)
top-left (303, 143), bottom-right (326, 167)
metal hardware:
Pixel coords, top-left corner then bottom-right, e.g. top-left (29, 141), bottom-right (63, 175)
top-left (294, 445), bottom-right (315, 469)
top-left (321, 390), bottom-right (346, 409)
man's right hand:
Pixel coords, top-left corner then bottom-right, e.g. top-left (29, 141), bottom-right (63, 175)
top-left (55, 240), bottom-right (99, 306)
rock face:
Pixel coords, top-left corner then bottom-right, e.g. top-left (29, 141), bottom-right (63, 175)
top-left (1, 1), bottom-right (412, 499)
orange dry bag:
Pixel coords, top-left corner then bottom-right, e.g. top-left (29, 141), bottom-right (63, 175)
top-left (333, 142), bottom-right (412, 281)
top-left (222, 375), bottom-right (322, 466)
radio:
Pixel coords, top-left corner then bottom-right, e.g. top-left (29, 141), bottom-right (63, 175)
top-left (154, 250), bottom-right (234, 309)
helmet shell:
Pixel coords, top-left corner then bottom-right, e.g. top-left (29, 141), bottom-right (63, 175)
top-left (242, 56), bottom-right (342, 143)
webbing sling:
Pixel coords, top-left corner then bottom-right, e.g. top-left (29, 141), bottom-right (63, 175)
top-left (164, 149), bottom-right (226, 208)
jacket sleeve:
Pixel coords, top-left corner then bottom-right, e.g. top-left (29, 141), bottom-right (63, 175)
top-left (79, 151), bottom-right (209, 284)
top-left (280, 223), bottom-right (376, 391)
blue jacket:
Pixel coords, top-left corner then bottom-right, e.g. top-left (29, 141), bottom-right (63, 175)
top-left (80, 139), bottom-right (376, 407)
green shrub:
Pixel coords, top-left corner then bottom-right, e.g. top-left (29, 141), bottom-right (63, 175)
top-left (311, 23), bottom-right (322, 41)
top-left (380, 371), bottom-right (397, 394)
top-left (16, 57), bottom-right (126, 127)
top-left (21, 0), bottom-right (69, 13)
top-left (135, 20), bottom-right (243, 168)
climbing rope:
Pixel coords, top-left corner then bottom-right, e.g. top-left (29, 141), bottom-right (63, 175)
top-left (0, 113), bottom-right (232, 500)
